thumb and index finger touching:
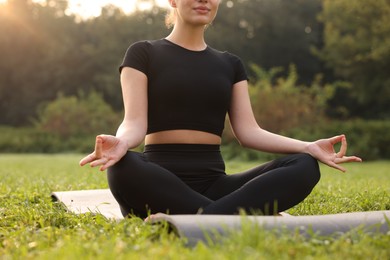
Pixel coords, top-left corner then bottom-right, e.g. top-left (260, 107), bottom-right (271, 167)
top-left (336, 134), bottom-right (347, 158)
top-left (333, 134), bottom-right (362, 161)
top-left (326, 134), bottom-right (348, 158)
top-left (79, 135), bottom-right (104, 166)
top-left (328, 134), bottom-right (362, 172)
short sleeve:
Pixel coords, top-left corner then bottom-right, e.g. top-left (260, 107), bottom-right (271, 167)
top-left (119, 41), bottom-right (150, 75)
top-left (233, 55), bottom-right (248, 83)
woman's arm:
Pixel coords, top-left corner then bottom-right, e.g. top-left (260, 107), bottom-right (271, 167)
top-left (79, 67), bottom-right (148, 171)
top-left (116, 67), bottom-right (148, 149)
top-left (229, 80), bottom-right (309, 153)
top-left (228, 80), bottom-right (361, 171)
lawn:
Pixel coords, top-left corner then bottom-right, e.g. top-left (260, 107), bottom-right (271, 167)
top-left (0, 154), bottom-right (389, 259)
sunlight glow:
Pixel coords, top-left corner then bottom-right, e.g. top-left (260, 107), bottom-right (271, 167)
top-left (30, 0), bottom-right (169, 18)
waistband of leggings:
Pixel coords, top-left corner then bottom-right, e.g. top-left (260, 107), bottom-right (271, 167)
top-left (144, 143), bottom-right (221, 153)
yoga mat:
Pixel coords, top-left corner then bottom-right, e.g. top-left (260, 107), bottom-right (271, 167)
top-left (149, 211), bottom-right (390, 246)
top-left (52, 189), bottom-right (389, 246)
top-left (51, 189), bottom-right (123, 220)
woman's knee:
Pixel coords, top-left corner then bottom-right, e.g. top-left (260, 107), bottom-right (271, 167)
top-left (108, 151), bottom-right (143, 175)
top-left (106, 152), bottom-right (149, 217)
top-left (295, 153), bottom-right (321, 187)
top-left (107, 151), bottom-right (145, 188)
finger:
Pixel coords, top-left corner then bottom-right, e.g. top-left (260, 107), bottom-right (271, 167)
top-left (336, 136), bottom-right (347, 158)
top-left (90, 157), bottom-right (108, 168)
top-left (335, 156), bottom-right (362, 164)
top-left (100, 159), bottom-right (117, 171)
top-left (79, 153), bottom-right (95, 166)
top-left (326, 161), bottom-right (346, 172)
top-left (352, 156), bottom-right (362, 162)
top-left (329, 135), bottom-right (344, 145)
top-left (95, 136), bottom-right (103, 158)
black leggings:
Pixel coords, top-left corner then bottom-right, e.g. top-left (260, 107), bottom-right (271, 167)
top-left (107, 144), bottom-right (320, 218)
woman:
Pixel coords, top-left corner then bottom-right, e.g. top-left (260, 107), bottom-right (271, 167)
top-left (80, 0), bottom-right (361, 218)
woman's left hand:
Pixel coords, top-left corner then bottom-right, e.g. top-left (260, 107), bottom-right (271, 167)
top-left (306, 135), bottom-right (362, 172)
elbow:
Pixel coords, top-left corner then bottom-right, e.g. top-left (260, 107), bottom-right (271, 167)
top-left (232, 125), bottom-right (263, 149)
top-left (238, 140), bottom-right (253, 149)
top-left (235, 134), bottom-right (253, 149)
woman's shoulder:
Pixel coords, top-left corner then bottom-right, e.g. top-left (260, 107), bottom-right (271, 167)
top-left (128, 39), bottom-right (166, 49)
top-left (207, 46), bottom-right (243, 64)
top-left (122, 39), bottom-right (163, 58)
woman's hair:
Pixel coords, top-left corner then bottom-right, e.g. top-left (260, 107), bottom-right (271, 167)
top-left (165, 8), bottom-right (176, 29)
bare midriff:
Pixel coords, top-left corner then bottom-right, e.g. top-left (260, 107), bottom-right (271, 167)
top-left (145, 130), bottom-right (221, 145)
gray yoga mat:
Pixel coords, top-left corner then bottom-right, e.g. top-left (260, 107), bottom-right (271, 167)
top-left (52, 189), bottom-right (390, 246)
top-left (148, 211), bottom-right (390, 246)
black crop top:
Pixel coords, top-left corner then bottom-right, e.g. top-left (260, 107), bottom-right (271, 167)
top-left (119, 39), bottom-right (248, 137)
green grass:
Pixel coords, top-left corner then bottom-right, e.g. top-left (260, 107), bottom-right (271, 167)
top-left (0, 154), bottom-right (389, 259)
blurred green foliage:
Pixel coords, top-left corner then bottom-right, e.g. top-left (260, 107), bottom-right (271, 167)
top-left (35, 91), bottom-right (120, 138)
top-left (0, 0), bottom-right (389, 159)
top-left (317, 0), bottom-right (390, 118)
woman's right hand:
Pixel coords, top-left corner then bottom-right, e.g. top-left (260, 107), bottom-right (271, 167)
top-left (79, 135), bottom-right (129, 171)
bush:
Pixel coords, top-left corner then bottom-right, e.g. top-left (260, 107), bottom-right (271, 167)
top-left (36, 91), bottom-right (121, 138)
top-left (249, 64), bottom-right (334, 133)
top-left (0, 92), bottom-right (123, 153)
top-left (0, 126), bottom-right (97, 153)
top-left (221, 141), bottom-right (281, 161)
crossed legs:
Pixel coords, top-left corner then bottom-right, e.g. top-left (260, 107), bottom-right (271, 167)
top-left (107, 151), bottom-right (320, 218)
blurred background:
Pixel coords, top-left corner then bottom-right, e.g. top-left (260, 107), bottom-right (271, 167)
top-left (0, 0), bottom-right (389, 160)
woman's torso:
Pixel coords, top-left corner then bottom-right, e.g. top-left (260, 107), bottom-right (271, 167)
top-left (120, 39), bottom-right (247, 145)
top-left (145, 129), bottom-right (221, 145)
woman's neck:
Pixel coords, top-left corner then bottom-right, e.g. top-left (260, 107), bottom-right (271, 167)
top-left (166, 24), bottom-right (207, 51)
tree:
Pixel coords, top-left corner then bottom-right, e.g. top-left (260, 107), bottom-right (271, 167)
top-left (0, 0), bottom-right (328, 126)
top-left (318, 0), bottom-right (390, 119)
top-left (81, 4), bottom-right (168, 110)
top-left (207, 0), bottom-right (324, 84)
top-left (0, 0), bottom-right (82, 125)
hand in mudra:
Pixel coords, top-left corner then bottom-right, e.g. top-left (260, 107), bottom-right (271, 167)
top-left (307, 135), bottom-right (362, 172)
top-left (79, 135), bottom-right (128, 171)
